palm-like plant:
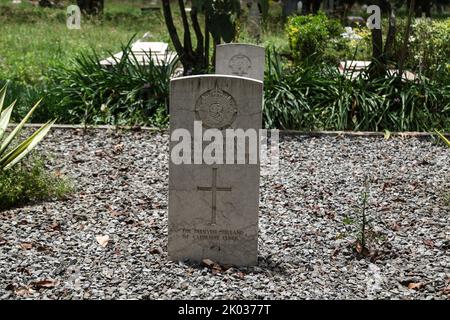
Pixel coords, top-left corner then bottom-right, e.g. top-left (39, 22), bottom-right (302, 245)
top-left (0, 85), bottom-right (55, 170)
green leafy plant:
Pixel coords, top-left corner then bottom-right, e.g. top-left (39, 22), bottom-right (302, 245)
top-left (407, 19), bottom-right (450, 79)
top-left (0, 85), bottom-right (54, 170)
top-left (264, 50), bottom-right (450, 132)
top-left (47, 37), bottom-right (177, 126)
top-left (0, 155), bottom-right (73, 210)
top-left (286, 11), bottom-right (343, 62)
top-left (351, 179), bottom-right (388, 260)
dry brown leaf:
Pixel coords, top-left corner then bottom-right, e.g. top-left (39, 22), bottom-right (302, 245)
top-left (95, 235), bottom-right (110, 247)
top-left (149, 248), bottom-right (161, 255)
top-left (113, 143), bottom-right (124, 154)
top-left (30, 279), bottom-right (59, 289)
top-left (408, 282), bottom-right (423, 290)
top-left (355, 241), bottom-right (370, 256)
top-left (5, 283), bottom-right (16, 291)
top-left (355, 241), bottom-right (363, 254)
top-left (382, 182), bottom-right (392, 191)
top-left (36, 244), bottom-right (52, 253)
top-left (221, 264), bottom-right (232, 272)
top-left (20, 242), bottom-right (33, 250)
top-left (106, 204), bottom-right (122, 217)
top-left (211, 263), bottom-right (223, 274)
top-left (442, 285), bottom-right (450, 294)
top-left (331, 248), bottom-right (340, 257)
top-left (15, 287), bottom-right (33, 297)
top-left (95, 149), bottom-right (104, 157)
top-left (201, 258), bottom-right (223, 274)
top-left (48, 222), bottom-right (61, 232)
top-left (423, 239), bottom-right (434, 248)
top-left (17, 267), bottom-right (32, 276)
top-left (202, 259), bottom-right (215, 268)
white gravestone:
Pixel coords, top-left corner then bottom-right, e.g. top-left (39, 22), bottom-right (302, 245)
top-left (99, 41), bottom-right (176, 67)
top-left (247, 0), bottom-right (262, 41)
top-left (215, 44), bottom-right (265, 82)
top-left (168, 75), bottom-right (263, 266)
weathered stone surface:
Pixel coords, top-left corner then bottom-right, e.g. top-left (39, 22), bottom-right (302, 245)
top-left (215, 44), bottom-right (265, 81)
top-left (168, 75), bottom-right (263, 266)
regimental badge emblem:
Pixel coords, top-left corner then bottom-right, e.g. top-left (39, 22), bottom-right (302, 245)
top-left (195, 84), bottom-right (238, 129)
top-left (228, 54), bottom-right (252, 77)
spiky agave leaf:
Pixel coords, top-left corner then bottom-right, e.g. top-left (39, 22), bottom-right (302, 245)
top-left (0, 101), bottom-right (16, 142)
top-left (0, 119), bottom-right (56, 170)
top-left (0, 98), bottom-right (43, 156)
top-left (0, 84), bottom-right (6, 114)
top-left (0, 86), bottom-right (54, 170)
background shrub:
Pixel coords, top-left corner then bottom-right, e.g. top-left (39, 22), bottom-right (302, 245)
top-left (286, 12), bottom-right (343, 62)
top-left (45, 39), bottom-right (177, 127)
top-left (264, 50), bottom-right (450, 131)
top-left (407, 18), bottom-right (450, 80)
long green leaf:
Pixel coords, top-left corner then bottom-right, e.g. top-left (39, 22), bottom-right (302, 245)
top-left (1, 119), bottom-right (55, 170)
top-left (436, 130), bottom-right (450, 148)
top-left (0, 101), bottom-right (16, 142)
top-left (0, 84), bottom-right (6, 114)
top-left (0, 98), bottom-right (43, 155)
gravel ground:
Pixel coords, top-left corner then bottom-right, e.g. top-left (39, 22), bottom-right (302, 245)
top-left (0, 129), bottom-right (449, 300)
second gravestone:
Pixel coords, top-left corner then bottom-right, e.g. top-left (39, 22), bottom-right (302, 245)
top-left (215, 44), bottom-right (265, 81)
top-left (168, 75), bottom-right (263, 266)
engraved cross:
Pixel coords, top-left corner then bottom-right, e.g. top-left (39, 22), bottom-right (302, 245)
top-left (197, 167), bottom-right (232, 225)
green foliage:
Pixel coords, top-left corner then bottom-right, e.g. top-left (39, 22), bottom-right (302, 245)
top-left (0, 155), bottom-right (73, 210)
top-left (322, 27), bottom-right (372, 64)
top-left (163, 0), bottom-right (242, 75)
top-left (264, 50), bottom-right (450, 132)
top-left (197, 0), bottom-right (241, 43)
top-left (435, 130), bottom-right (450, 147)
top-left (2, 0), bottom-right (449, 134)
top-left (0, 85), bottom-right (54, 170)
top-left (46, 38), bottom-right (177, 126)
top-left (407, 18), bottom-right (450, 79)
top-left (286, 12), bottom-right (343, 62)
top-left (0, 80), bottom-right (45, 122)
top-left (0, 2), bottom-right (170, 85)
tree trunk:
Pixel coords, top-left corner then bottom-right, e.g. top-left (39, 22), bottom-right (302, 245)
top-left (39, 0), bottom-right (54, 7)
top-left (384, 2), bottom-right (396, 59)
top-left (369, 26), bottom-right (384, 78)
top-left (162, 0), bottom-right (207, 75)
top-left (369, 0), bottom-right (392, 79)
top-left (399, 0), bottom-right (415, 78)
top-left (77, 0), bottom-right (104, 15)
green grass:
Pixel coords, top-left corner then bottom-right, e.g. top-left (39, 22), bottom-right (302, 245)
top-left (0, 0), bottom-right (287, 123)
top-left (0, 155), bottom-right (73, 211)
top-left (0, 1), bottom-right (170, 85)
top-left (2, 1), bottom-right (447, 131)
top-left (0, 0), bottom-right (287, 86)
top-left (0, 0), bottom-right (173, 122)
